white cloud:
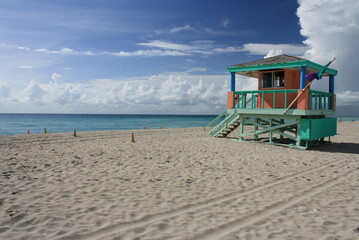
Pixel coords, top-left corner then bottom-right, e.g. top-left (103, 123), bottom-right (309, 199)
top-left (191, 40), bottom-right (215, 49)
top-left (22, 79), bottom-right (46, 104)
top-left (110, 49), bottom-right (190, 57)
top-left (336, 91), bottom-right (359, 106)
top-left (0, 43), bottom-right (30, 51)
top-left (157, 24), bottom-right (245, 37)
top-left (1, 42), bottom-right (191, 57)
top-left (51, 73), bottom-right (62, 82)
top-left (42, 81), bottom-right (82, 105)
top-left (264, 49), bottom-right (283, 58)
top-left (204, 28), bottom-right (218, 35)
top-left (4, 40), bottom-right (293, 59)
top-left (0, 72), bottom-right (258, 114)
top-left (34, 47), bottom-right (95, 56)
top-left (186, 67), bottom-right (207, 73)
top-left (242, 43), bottom-right (309, 56)
top-left (36, 45), bottom-right (192, 57)
top-left (170, 24), bottom-right (193, 33)
top-left (138, 40), bottom-right (244, 55)
top-left (213, 46), bottom-right (242, 53)
top-left (138, 40), bottom-right (196, 51)
top-left (222, 19), bottom-right (230, 27)
top-left (18, 65), bottom-right (34, 69)
top-left (297, 0), bottom-right (359, 110)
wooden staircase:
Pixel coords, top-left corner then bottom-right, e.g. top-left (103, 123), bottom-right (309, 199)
top-left (208, 110), bottom-right (241, 138)
top-left (216, 120), bottom-right (240, 138)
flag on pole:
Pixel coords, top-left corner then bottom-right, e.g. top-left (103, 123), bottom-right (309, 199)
top-left (284, 57), bottom-right (336, 115)
top-left (306, 72), bottom-right (319, 82)
top-left (306, 57), bottom-right (336, 82)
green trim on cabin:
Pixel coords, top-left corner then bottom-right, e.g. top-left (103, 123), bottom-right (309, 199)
top-left (305, 60), bottom-right (337, 76)
top-left (227, 59), bottom-right (337, 76)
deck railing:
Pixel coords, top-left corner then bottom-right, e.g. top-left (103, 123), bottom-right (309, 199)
top-left (233, 90), bottom-right (298, 109)
top-left (232, 89), bottom-right (335, 110)
top-left (309, 90), bottom-right (335, 110)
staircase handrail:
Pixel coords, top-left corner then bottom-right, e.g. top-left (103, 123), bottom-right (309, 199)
top-left (208, 112), bottom-right (239, 137)
top-left (207, 110), bottom-right (229, 127)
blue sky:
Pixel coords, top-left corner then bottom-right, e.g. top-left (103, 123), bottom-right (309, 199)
top-left (1, 0), bottom-right (358, 115)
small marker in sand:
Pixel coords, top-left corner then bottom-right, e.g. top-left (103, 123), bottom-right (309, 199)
top-left (74, 129), bottom-right (77, 137)
top-left (131, 133), bottom-right (135, 142)
top-left (204, 126), bottom-right (206, 131)
top-left (44, 128), bottom-right (47, 134)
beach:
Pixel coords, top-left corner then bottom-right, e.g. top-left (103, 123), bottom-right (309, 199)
top-left (0, 122), bottom-right (358, 240)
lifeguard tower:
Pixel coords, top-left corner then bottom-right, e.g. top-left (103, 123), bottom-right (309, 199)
top-left (208, 54), bottom-right (338, 149)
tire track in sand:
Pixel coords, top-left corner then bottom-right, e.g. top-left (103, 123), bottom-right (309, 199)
top-left (193, 169), bottom-right (358, 240)
top-left (68, 158), bottom-right (355, 240)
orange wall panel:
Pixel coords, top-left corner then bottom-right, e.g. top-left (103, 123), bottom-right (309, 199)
top-left (227, 91), bottom-right (234, 109)
top-left (257, 92), bottom-right (298, 109)
top-left (256, 69), bottom-right (302, 109)
top-left (297, 89), bottom-right (310, 110)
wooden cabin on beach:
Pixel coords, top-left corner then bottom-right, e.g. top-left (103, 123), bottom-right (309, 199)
top-left (208, 54), bottom-right (338, 149)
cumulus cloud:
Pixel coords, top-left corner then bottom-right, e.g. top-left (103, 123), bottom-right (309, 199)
top-left (22, 80), bottom-right (46, 104)
top-left (51, 73), bottom-right (62, 82)
top-left (264, 49), bottom-right (283, 58)
top-left (0, 72), bottom-right (258, 114)
top-left (297, 0), bottom-right (359, 111)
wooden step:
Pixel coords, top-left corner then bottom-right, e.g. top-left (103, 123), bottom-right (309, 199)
top-left (213, 119), bottom-right (241, 138)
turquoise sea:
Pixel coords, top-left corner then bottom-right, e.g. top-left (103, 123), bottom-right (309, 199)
top-left (0, 113), bottom-right (217, 135)
top-left (0, 113), bottom-right (358, 136)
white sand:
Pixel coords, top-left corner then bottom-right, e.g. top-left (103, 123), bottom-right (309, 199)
top-left (0, 122), bottom-right (358, 240)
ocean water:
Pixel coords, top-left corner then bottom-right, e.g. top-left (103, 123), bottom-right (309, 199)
top-left (0, 113), bottom-right (217, 135)
top-left (0, 113), bottom-right (358, 136)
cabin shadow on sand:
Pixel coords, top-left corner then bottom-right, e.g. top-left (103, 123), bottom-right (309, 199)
top-left (311, 142), bottom-right (359, 154)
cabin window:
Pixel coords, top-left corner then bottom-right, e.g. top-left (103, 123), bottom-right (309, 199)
top-left (262, 71), bottom-right (285, 88)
